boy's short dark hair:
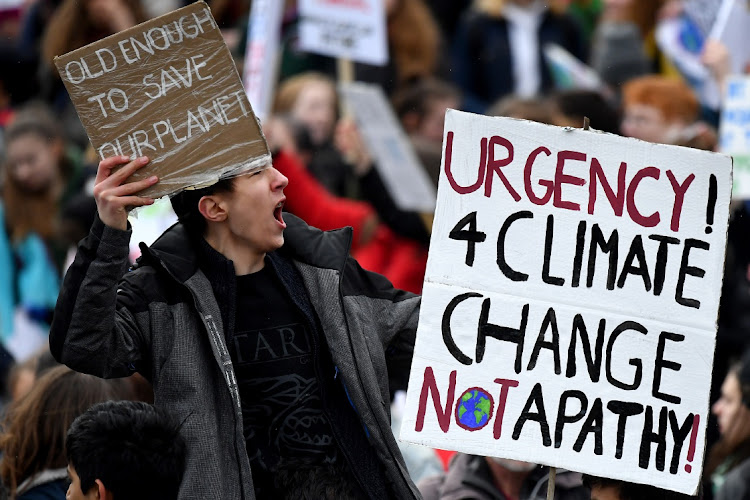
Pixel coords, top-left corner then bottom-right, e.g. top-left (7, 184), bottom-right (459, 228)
top-left (582, 474), bottom-right (700, 500)
top-left (169, 177), bottom-right (234, 237)
top-left (66, 400), bottom-right (185, 500)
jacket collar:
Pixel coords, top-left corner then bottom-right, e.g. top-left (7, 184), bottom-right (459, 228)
top-left (137, 212), bottom-right (354, 283)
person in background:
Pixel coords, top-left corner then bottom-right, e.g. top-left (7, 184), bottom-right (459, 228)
top-left (419, 454), bottom-right (589, 500)
top-left (451, 0), bottom-right (587, 113)
top-left (588, 0), bottom-right (652, 90)
top-left (0, 104), bottom-right (88, 362)
top-left (704, 350), bottom-right (750, 500)
top-left (0, 366), bottom-right (126, 499)
top-left (584, 475), bottom-right (699, 499)
top-left (391, 77), bottom-right (462, 186)
top-left (549, 89), bottom-right (622, 134)
top-left (619, 75), bottom-right (699, 145)
top-left (65, 400), bottom-right (185, 500)
top-left (272, 72), bottom-right (357, 198)
top-left (39, 0), bottom-right (148, 149)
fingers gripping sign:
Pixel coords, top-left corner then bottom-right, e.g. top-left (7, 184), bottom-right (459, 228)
top-left (93, 155), bottom-right (158, 230)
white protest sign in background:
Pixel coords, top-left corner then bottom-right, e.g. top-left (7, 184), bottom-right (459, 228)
top-left (400, 111), bottom-right (733, 494)
top-left (243, 0), bottom-right (284, 122)
top-left (298, 0), bottom-right (387, 66)
top-left (719, 76), bottom-right (750, 198)
top-left (339, 82), bottom-right (436, 212)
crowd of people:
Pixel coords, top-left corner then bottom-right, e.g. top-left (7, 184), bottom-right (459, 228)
top-left (0, 0), bottom-right (748, 498)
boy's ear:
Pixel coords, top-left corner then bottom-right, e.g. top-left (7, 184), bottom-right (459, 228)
top-left (197, 194), bottom-right (228, 223)
top-left (95, 479), bottom-right (113, 500)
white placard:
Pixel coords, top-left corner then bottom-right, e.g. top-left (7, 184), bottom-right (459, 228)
top-left (243, 0), bottom-right (284, 122)
top-left (298, 0), bottom-right (388, 66)
top-left (401, 111), bottom-right (733, 495)
top-left (339, 82), bottom-right (436, 212)
top-left (719, 76), bottom-right (750, 198)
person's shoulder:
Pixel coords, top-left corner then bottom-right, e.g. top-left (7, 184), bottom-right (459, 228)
top-left (17, 479), bottom-right (67, 500)
top-left (281, 213), bottom-right (353, 269)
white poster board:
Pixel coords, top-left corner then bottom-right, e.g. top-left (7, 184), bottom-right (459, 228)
top-left (298, 0), bottom-right (388, 66)
top-left (719, 76), bottom-right (750, 198)
top-left (400, 111), bottom-right (733, 495)
top-left (243, 0), bottom-right (285, 122)
top-left (339, 82), bottom-right (436, 212)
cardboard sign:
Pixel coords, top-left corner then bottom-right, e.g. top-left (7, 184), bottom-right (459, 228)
top-left (400, 110), bottom-right (733, 494)
top-left (55, 2), bottom-right (270, 199)
top-left (719, 76), bottom-right (750, 198)
top-left (339, 82), bottom-right (436, 212)
top-left (243, 0), bottom-right (284, 122)
top-left (298, 0), bottom-right (388, 66)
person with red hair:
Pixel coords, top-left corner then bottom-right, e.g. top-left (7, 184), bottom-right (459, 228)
top-left (620, 75), bottom-right (700, 145)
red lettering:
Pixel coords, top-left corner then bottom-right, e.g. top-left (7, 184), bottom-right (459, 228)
top-left (666, 171), bottom-right (695, 232)
top-left (416, 367), bottom-right (456, 433)
top-left (493, 378), bottom-right (520, 439)
top-left (484, 136), bottom-right (520, 201)
top-left (589, 159), bottom-right (626, 217)
top-left (524, 146), bottom-right (553, 205)
top-left (626, 167), bottom-right (661, 228)
top-left (444, 131), bottom-right (486, 194)
top-left (554, 151), bottom-right (587, 211)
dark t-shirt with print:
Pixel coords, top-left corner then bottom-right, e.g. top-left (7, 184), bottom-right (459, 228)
top-left (231, 262), bottom-right (363, 498)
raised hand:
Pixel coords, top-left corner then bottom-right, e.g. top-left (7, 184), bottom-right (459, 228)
top-left (93, 156), bottom-right (158, 230)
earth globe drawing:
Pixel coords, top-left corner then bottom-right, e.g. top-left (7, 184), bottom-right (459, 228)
top-left (455, 387), bottom-right (494, 431)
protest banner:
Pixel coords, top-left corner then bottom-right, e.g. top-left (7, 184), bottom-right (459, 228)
top-left (298, 0), bottom-right (388, 66)
top-left (339, 82), bottom-right (436, 212)
top-left (400, 110), bottom-right (733, 494)
top-left (243, 0), bottom-right (284, 122)
top-left (719, 76), bottom-right (750, 198)
top-left (55, 2), bottom-right (270, 199)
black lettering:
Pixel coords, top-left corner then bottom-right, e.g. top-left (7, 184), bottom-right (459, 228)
top-left (478, 301), bottom-right (528, 374)
top-left (639, 406), bottom-right (667, 471)
top-left (676, 239), bottom-right (709, 308)
top-left (449, 212), bottom-right (487, 266)
top-left (607, 401), bottom-right (644, 459)
top-left (648, 235), bottom-right (680, 296)
top-left (566, 315), bottom-right (605, 382)
top-left (442, 293), bottom-right (481, 365)
top-left (512, 383), bottom-right (551, 446)
top-left (573, 398), bottom-right (603, 455)
top-left (497, 211), bottom-right (532, 281)
top-left (571, 221), bottom-right (587, 287)
top-left (527, 307), bottom-right (561, 374)
top-left (669, 411), bottom-right (694, 474)
top-left (543, 215), bottom-right (565, 286)
top-left (555, 390), bottom-right (587, 448)
top-left (587, 224), bottom-right (618, 290)
top-left (606, 321), bottom-right (646, 390)
top-left (653, 331), bottom-right (684, 404)
top-left (616, 235), bottom-right (652, 291)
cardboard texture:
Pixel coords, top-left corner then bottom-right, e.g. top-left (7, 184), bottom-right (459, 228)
top-left (400, 111), bottom-right (733, 494)
top-left (55, 1), bottom-right (270, 199)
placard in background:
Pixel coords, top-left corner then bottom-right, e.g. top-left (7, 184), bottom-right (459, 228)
top-left (339, 82), bottom-right (436, 212)
top-left (298, 0), bottom-right (388, 66)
